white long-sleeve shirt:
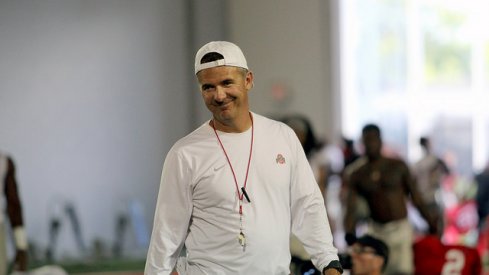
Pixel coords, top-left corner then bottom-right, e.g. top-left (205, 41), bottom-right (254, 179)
top-left (145, 113), bottom-right (338, 274)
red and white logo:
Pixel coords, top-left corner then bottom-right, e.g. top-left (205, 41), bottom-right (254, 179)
top-left (276, 154), bottom-right (285, 164)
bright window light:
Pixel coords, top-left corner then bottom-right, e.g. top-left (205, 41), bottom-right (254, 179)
top-left (340, 0), bottom-right (489, 176)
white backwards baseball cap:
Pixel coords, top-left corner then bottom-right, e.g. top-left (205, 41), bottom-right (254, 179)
top-left (194, 41), bottom-right (248, 74)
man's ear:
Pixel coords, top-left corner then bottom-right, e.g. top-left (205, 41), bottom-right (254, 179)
top-left (245, 71), bottom-right (254, 90)
top-left (376, 257), bottom-right (386, 271)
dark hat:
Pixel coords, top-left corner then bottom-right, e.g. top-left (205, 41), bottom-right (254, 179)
top-left (355, 235), bottom-right (389, 265)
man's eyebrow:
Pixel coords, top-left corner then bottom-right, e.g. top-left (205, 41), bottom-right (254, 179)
top-left (221, 78), bottom-right (234, 83)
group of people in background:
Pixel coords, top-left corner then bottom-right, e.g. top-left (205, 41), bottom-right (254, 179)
top-left (284, 113), bottom-right (488, 274)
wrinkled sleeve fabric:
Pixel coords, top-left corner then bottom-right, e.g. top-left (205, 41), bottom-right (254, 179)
top-left (287, 130), bottom-right (339, 272)
top-left (145, 148), bottom-right (193, 275)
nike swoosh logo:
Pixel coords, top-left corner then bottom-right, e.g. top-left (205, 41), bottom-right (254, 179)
top-left (214, 163), bottom-right (227, 171)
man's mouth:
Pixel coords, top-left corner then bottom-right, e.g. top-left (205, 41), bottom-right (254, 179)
top-left (215, 100), bottom-right (232, 108)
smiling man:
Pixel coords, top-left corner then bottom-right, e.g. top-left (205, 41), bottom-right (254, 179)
top-left (144, 41), bottom-right (341, 275)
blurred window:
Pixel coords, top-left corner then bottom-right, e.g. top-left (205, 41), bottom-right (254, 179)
top-left (340, 0), bottom-right (489, 176)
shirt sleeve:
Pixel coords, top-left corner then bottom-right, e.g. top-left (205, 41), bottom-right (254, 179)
top-left (145, 148), bottom-right (193, 275)
top-left (288, 132), bottom-right (339, 271)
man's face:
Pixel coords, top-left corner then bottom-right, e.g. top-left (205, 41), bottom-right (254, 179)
top-left (362, 130), bottom-right (382, 158)
top-left (350, 244), bottom-right (384, 275)
top-left (197, 66), bottom-right (253, 128)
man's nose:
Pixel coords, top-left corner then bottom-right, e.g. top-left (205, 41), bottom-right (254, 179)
top-left (214, 87), bottom-right (226, 101)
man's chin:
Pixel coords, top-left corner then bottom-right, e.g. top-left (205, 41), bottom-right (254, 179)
top-left (217, 109), bottom-right (233, 119)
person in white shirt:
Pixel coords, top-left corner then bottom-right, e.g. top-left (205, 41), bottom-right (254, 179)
top-left (144, 41), bottom-right (342, 275)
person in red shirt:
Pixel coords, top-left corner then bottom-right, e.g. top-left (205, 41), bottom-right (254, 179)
top-left (413, 235), bottom-right (481, 275)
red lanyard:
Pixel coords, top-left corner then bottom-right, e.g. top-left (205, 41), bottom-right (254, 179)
top-left (211, 114), bottom-right (253, 209)
top-left (211, 113), bottom-right (254, 249)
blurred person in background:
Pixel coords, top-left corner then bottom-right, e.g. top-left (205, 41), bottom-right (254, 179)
top-left (343, 124), bottom-right (438, 275)
top-left (411, 136), bottom-right (450, 234)
top-left (475, 161), bottom-right (489, 270)
top-left (0, 152), bottom-right (27, 275)
top-left (435, 152), bottom-right (479, 247)
top-left (413, 234), bottom-right (481, 275)
top-left (475, 162), bottom-right (489, 230)
top-left (341, 137), bottom-right (359, 169)
top-left (341, 235), bottom-right (388, 275)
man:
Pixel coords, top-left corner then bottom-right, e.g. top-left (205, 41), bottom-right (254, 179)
top-left (343, 124), bottom-right (437, 275)
top-left (144, 41), bottom-right (341, 275)
top-left (1, 153), bottom-right (28, 275)
top-left (411, 136), bottom-right (449, 232)
top-left (349, 235), bottom-right (388, 275)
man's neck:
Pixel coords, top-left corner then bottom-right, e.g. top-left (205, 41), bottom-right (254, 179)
top-left (367, 154), bottom-right (382, 163)
top-left (211, 112), bottom-right (253, 133)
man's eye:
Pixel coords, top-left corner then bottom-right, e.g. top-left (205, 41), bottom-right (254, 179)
top-left (202, 85), bottom-right (214, 91)
top-left (222, 81), bottom-right (233, 86)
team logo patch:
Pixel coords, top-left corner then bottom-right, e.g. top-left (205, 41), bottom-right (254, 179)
top-left (276, 154), bottom-right (286, 164)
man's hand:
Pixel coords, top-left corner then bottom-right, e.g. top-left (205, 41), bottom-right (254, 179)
top-left (322, 260), bottom-right (343, 274)
top-left (13, 250), bottom-right (28, 271)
